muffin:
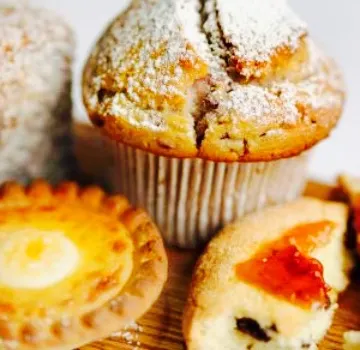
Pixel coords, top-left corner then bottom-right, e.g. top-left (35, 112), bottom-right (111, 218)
top-left (183, 198), bottom-right (352, 349)
top-left (0, 180), bottom-right (167, 349)
top-left (0, 4), bottom-right (74, 183)
top-left (83, 0), bottom-right (345, 247)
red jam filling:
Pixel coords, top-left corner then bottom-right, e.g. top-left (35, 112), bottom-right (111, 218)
top-left (235, 221), bottom-right (335, 309)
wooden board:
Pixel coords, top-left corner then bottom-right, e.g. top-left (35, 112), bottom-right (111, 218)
top-left (74, 123), bottom-right (360, 350)
top-left (81, 249), bottom-right (360, 350)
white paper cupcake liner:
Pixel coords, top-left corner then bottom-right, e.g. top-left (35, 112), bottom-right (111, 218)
top-left (112, 142), bottom-right (309, 248)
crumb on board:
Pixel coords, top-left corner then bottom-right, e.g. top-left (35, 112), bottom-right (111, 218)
top-left (110, 321), bottom-right (143, 348)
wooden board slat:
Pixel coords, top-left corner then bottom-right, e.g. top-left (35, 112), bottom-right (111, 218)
top-left (82, 250), bottom-right (196, 350)
top-left (74, 122), bottom-right (360, 349)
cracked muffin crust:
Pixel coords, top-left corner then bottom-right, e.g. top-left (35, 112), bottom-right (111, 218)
top-left (183, 198), bottom-right (353, 349)
top-left (0, 181), bottom-right (167, 350)
top-left (83, 0), bottom-right (345, 162)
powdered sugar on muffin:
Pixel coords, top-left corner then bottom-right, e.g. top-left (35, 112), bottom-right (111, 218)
top-left (83, 0), bottom-right (344, 162)
top-left (215, 0), bottom-right (306, 62)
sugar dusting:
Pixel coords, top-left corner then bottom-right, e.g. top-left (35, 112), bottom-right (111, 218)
top-left (214, 85), bottom-right (300, 125)
top-left (111, 321), bottom-right (143, 349)
top-left (202, 0), bottom-right (307, 80)
top-left (85, 0), bottom-right (206, 133)
top-left (85, 0), bottom-right (343, 134)
top-left (215, 0), bottom-right (307, 62)
top-left (92, 0), bottom-right (197, 100)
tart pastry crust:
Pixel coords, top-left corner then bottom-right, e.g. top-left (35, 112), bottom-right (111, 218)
top-left (183, 197), bottom-right (352, 349)
top-left (83, 0), bottom-right (345, 162)
top-left (0, 181), bottom-right (167, 350)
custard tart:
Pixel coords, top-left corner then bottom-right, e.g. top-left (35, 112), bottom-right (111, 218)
top-left (183, 198), bottom-right (352, 350)
top-left (0, 181), bottom-right (167, 349)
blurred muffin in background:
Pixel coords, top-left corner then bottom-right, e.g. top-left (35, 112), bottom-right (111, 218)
top-left (0, 3), bottom-right (75, 183)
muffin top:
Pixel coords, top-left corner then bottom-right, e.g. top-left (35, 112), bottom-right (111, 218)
top-left (83, 0), bottom-right (345, 162)
top-left (0, 5), bottom-right (74, 121)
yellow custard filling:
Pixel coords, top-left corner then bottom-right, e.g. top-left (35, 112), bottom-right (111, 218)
top-left (0, 203), bottom-right (134, 320)
top-left (0, 229), bottom-right (79, 289)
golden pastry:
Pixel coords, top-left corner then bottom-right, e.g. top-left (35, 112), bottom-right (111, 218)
top-left (0, 181), bottom-right (167, 349)
top-left (82, 0), bottom-right (345, 248)
top-left (183, 198), bottom-right (352, 349)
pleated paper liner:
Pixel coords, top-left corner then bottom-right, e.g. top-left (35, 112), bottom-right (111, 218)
top-left (111, 142), bottom-right (309, 248)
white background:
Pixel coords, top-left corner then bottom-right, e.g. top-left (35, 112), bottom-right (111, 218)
top-left (30, 0), bottom-right (360, 183)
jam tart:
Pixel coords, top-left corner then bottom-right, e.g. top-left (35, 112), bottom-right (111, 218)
top-left (183, 197), bottom-right (353, 350)
top-left (0, 181), bottom-right (167, 350)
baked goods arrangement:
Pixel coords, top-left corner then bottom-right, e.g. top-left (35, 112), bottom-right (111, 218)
top-left (0, 0), bottom-right (359, 350)
top-left (82, 0), bottom-right (344, 248)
